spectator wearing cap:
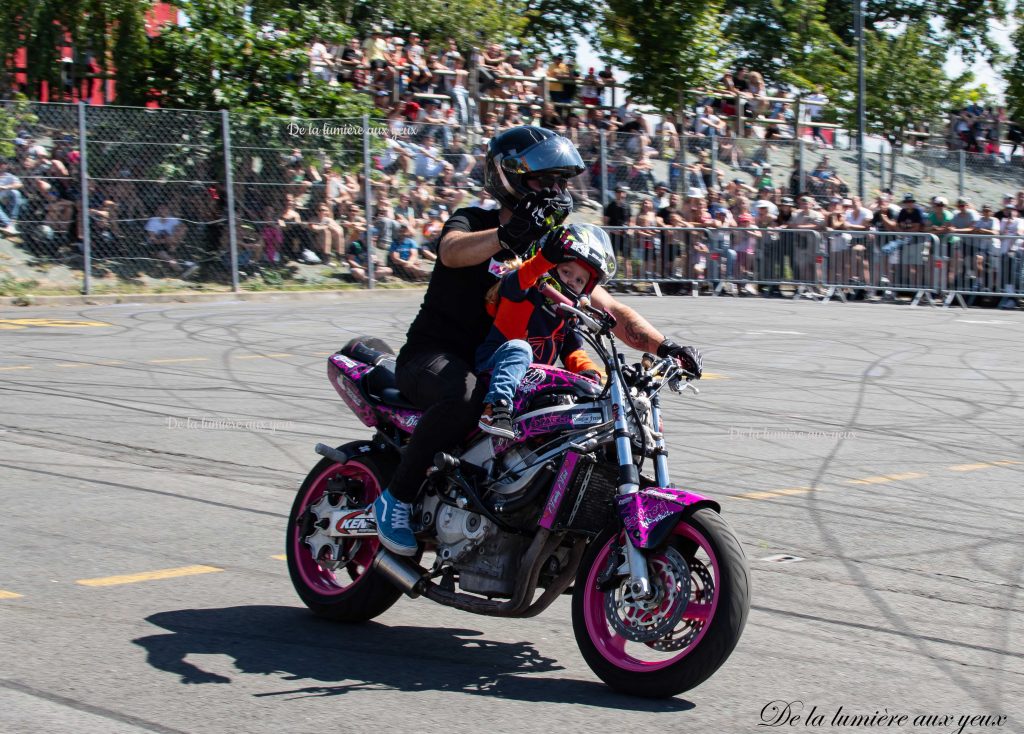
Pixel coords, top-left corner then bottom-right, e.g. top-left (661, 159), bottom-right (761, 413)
top-left (881, 193), bottom-right (926, 287)
top-left (995, 193), bottom-right (1017, 222)
top-left (789, 195), bottom-right (825, 289)
top-left (926, 196), bottom-right (954, 237)
top-left (943, 197), bottom-right (980, 290)
top-left (581, 68), bottom-right (601, 107)
top-left (995, 203), bottom-right (1022, 301)
top-left (0, 158), bottom-right (24, 235)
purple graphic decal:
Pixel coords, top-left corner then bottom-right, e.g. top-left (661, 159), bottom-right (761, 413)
top-left (377, 406), bottom-right (422, 433)
top-left (616, 487), bottom-right (713, 548)
top-left (328, 355), bottom-right (378, 428)
top-left (539, 452), bottom-right (579, 529)
top-left (511, 365), bottom-right (596, 415)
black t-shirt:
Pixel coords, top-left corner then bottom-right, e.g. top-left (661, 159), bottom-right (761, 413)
top-left (604, 201), bottom-right (630, 226)
top-left (896, 206), bottom-right (923, 229)
top-left (399, 207), bottom-right (514, 366)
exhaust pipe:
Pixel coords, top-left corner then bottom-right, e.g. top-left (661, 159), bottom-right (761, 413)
top-left (372, 549), bottom-right (423, 598)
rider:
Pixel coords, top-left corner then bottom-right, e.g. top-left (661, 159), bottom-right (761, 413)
top-left (373, 125), bottom-right (703, 556)
top-left (477, 223), bottom-right (615, 438)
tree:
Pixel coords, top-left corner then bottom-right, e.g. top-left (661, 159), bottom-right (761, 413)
top-left (721, 0), bottom-right (851, 98)
top-left (147, 1), bottom-right (368, 119)
top-left (848, 23), bottom-right (970, 137)
top-left (0, 0), bottom-right (152, 105)
top-left (1005, 4), bottom-right (1024, 124)
top-left (822, 0), bottom-right (1008, 64)
top-left (599, 0), bottom-right (727, 113)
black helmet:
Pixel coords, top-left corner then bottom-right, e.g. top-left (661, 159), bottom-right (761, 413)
top-left (484, 126), bottom-right (585, 209)
top-left (538, 223), bottom-right (617, 298)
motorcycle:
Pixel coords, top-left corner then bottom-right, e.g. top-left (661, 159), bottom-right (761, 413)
top-left (286, 299), bottom-right (751, 698)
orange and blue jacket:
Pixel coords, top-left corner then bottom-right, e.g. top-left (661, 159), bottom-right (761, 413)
top-left (474, 251), bottom-right (601, 374)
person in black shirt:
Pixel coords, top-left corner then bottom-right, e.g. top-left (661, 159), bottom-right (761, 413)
top-left (372, 127), bottom-right (704, 556)
top-left (603, 185), bottom-right (631, 268)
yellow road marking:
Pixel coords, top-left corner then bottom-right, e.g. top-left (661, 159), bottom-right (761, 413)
top-left (848, 472), bottom-right (926, 485)
top-left (949, 463), bottom-right (993, 472)
top-left (0, 590), bottom-right (24, 599)
top-left (234, 353), bottom-right (294, 360)
top-left (993, 460), bottom-right (1022, 466)
top-left (271, 554), bottom-right (287, 560)
top-left (735, 487), bottom-right (814, 500)
top-left (0, 365), bottom-right (33, 371)
top-left (701, 372), bottom-right (728, 380)
top-left (0, 318), bottom-right (110, 329)
top-left (76, 565), bottom-right (223, 587)
top-left (147, 357), bottom-right (209, 364)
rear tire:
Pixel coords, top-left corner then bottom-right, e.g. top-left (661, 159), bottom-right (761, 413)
top-left (572, 509), bottom-right (750, 697)
top-left (286, 443), bottom-right (410, 622)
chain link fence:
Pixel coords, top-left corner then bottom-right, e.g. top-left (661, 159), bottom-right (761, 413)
top-left (3, 99), bottom-right (1024, 298)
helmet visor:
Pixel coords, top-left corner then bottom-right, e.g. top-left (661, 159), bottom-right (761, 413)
top-left (500, 135), bottom-right (585, 178)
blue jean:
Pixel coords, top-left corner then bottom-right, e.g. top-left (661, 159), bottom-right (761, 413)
top-left (477, 339), bottom-right (533, 406)
top-left (0, 189), bottom-right (23, 227)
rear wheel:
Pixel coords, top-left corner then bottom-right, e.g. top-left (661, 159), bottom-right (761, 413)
top-left (571, 509), bottom-right (750, 697)
top-left (286, 443), bottom-right (408, 622)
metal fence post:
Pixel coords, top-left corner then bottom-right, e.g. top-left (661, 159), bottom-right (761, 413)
top-left (221, 109), bottom-right (239, 293)
top-left (363, 113), bottom-right (375, 290)
top-left (77, 101), bottom-right (91, 295)
top-left (798, 138), bottom-right (806, 194)
top-left (958, 149), bottom-right (965, 199)
top-left (710, 135), bottom-right (719, 190)
top-left (599, 130), bottom-right (608, 205)
top-left (878, 149), bottom-right (885, 192)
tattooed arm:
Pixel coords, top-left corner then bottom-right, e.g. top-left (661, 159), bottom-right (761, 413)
top-left (589, 286), bottom-right (665, 353)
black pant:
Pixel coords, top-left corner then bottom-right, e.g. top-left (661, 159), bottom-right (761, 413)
top-left (389, 348), bottom-right (489, 502)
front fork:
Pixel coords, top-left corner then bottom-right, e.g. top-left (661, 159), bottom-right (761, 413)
top-left (608, 370), bottom-right (671, 599)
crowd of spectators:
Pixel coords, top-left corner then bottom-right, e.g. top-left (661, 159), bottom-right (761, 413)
top-left (601, 173), bottom-right (1024, 308)
top-left (301, 25), bottom-right (621, 131)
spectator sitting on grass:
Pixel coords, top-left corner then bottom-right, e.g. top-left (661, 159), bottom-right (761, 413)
top-left (145, 203), bottom-right (196, 277)
top-left (389, 224), bottom-right (435, 280)
top-left (309, 202), bottom-right (346, 265)
top-left (0, 158), bottom-right (24, 235)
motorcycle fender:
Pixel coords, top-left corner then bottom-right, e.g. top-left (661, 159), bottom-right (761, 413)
top-left (615, 487), bottom-right (721, 550)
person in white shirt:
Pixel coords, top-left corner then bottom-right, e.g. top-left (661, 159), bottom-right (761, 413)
top-left (842, 197), bottom-right (873, 290)
top-left (309, 38), bottom-right (334, 83)
top-left (803, 85), bottom-right (829, 146)
top-left (145, 203), bottom-right (195, 277)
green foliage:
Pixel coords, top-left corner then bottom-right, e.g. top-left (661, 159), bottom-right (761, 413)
top-left (1005, 4), bottom-right (1024, 123)
top-left (845, 23), bottom-right (970, 136)
top-left (822, 0), bottom-right (1008, 64)
top-left (600, 0), bottom-right (727, 113)
top-left (0, 0), bottom-right (152, 105)
top-left (0, 96), bottom-right (38, 158)
top-left (722, 0), bottom-right (851, 97)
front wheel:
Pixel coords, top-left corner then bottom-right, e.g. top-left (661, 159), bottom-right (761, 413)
top-left (571, 508), bottom-right (751, 697)
top-left (286, 443), bottom-right (409, 622)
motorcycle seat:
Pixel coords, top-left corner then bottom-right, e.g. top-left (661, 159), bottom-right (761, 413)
top-left (363, 359), bottom-right (418, 410)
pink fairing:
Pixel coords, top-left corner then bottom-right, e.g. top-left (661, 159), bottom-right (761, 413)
top-left (328, 354), bottom-right (378, 428)
top-left (616, 487), bottom-right (720, 549)
top-left (539, 452), bottom-right (580, 529)
top-left (511, 365), bottom-right (599, 415)
top-left (376, 406), bottom-right (421, 433)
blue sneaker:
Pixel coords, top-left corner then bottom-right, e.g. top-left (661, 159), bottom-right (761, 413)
top-left (372, 490), bottom-right (417, 556)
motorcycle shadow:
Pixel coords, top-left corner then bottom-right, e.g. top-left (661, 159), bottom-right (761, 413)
top-left (132, 605), bottom-right (694, 711)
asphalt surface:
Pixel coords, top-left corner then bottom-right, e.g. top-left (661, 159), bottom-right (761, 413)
top-left (1, 294), bottom-right (1021, 734)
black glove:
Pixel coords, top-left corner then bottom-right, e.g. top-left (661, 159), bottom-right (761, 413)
top-left (497, 188), bottom-right (573, 256)
top-left (541, 226), bottom-right (571, 263)
top-left (657, 340), bottom-right (703, 379)
top-left (579, 369), bottom-right (603, 383)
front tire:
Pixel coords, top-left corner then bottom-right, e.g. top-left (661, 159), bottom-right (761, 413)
top-left (571, 509), bottom-right (751, 697)
top-left (286, 443), bottom-right (407, 622)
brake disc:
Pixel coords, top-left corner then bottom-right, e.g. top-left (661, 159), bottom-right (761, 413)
top-left (646, 559), bottom-right (714, 651)
top-left (605, 545), bottom-right (691, 643)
